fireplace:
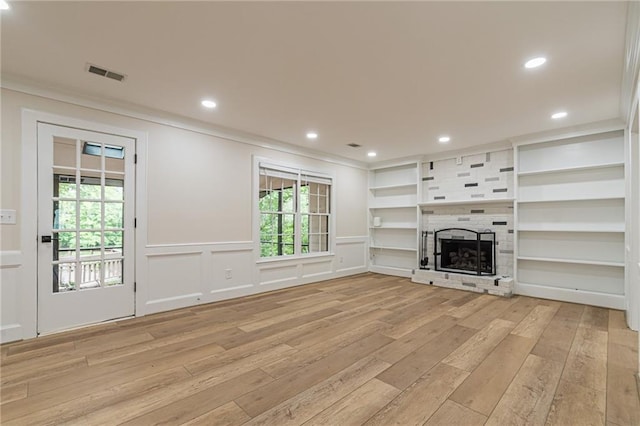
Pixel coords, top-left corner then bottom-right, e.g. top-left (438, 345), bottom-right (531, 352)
top-left (433, 228), bottom-right (495, 276)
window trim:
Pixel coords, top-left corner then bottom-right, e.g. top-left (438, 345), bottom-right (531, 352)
top-left (253, 157), bottom-right (335, 262)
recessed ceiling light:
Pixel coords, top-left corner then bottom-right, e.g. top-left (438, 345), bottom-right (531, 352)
top-left (438, 136), bottom-right (451, 143)
top-left (367, 151), bottom-right (377, 158)
top-left (0, 1), bottom-right (9, 11)
top-left (551, 111), bottom-right (568, 119)
top-left (306, 132), bottom-right (318, 140)
top-left (524, 57), bottom-right (547, 69)
top-left (201, 99), bottom-right (217, 109)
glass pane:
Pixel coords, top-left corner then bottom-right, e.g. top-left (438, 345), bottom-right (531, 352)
top-left (104, 182), bottom-right (124, 201)
top-left (104, 203), bottom-right (123, 228)
top-left (317, 195), bottom-right (328, 213)
top-left (79, 202), bottom-right (102, 230)
top-left (54, 262), bottom-right (76, 292)
top-left (56, 177), bottom-right (77, 198)
top-left (104, 258), bottom-right (123, 286)
top-left (281, 188), bottom-right (295, 212)
top-left (104, 231), bottom-right (123, 253)
top-left (56, 232), bottom-right (76, 261)
top-left (79, 261), bottom-right (101, 290)
top-left (81, 143), bottom-right (102, 170)
top-left (300, 186), bottom-right (309, 213)
top-left (79, 182), bottom-right (102, 200)
top-left (55, 200), bottom-right (76, 229)
top-left (260, 213), bottom-right (277, 238)
top-left (53, 137), bottom-right (77, 168)
top-left (79, 231), bottom-right (102, 258)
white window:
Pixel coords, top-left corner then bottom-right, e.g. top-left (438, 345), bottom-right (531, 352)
top-left (258, 162), bottom-right (332, 258)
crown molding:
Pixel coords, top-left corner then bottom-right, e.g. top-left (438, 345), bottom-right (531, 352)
top-left (1, 74), bottom-right (368, 170)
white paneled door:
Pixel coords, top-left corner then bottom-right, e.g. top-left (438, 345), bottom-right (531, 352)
top-left (37, 123), bottom-right (135, 334)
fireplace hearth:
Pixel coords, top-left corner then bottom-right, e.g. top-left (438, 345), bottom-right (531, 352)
top-left (432, 228), bottom-right (495, 276)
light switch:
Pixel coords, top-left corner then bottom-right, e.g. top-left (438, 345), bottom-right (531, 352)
top-left (0, 209), bottom-right (16, 224)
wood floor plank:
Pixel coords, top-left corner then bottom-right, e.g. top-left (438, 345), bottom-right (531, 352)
top-left (235, 333), bottom-right (394, 418)
top-left (180, 401), bottom-right (251, 426)
top-left (447, 294), bottom-right (496, 319)
top-left (2, 366), bottom-right (191, 425)
top-left (441, 318), bottom-right (514, 372)
top-left (485, 354), bottom-right (563, 426)
top-left (606, 364), bottom-right (640, 426)
top-left (0, 383), bottom-right (28, 405)
top-left (244, 356), bottom-right (391, 426)
top-left (562, 325), bottom-right (608, 391)
top-left (264, 320), bottom-right (389, 379)
top-left (376, 324), bottom-right (476, 390)
top-left (546, 379), bottom-right (606, 426)
top-left (530, 302), bottom-right (583, 364)
top-left (303, 378), bottom-right (401, 426)
top-left (424, 399), bottom-right (487, 426)
top-left (499, 296), bottom-right (538, 324)
top-left (120, 369), bottom-right (273, 425)
top-left (0, 273), bottom-right (636, 425)
top-left (376, 314), bottom-right (458, 364)
top-left (511, 304), bottom-right (559, 340)
top-left (364, 363), bottom-right (469, 426)
top-left (458, 296), bottom-right (517, 329)
top-left (449, 334), bottom-right (536, 416)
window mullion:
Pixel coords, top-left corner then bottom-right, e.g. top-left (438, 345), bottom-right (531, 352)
top-left (294, 173), bottom-right (302, 256)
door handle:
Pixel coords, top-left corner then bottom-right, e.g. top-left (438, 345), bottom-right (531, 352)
top-left (41, 235), bottom-right (59, 243)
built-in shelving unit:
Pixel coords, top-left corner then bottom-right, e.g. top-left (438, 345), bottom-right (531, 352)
top-left (515, 130), bottom-right (626, 309)
top-left (368, 162), bottom-right (419, 277)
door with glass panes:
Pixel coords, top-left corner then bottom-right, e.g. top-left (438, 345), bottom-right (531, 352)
top-left (37, 123), bottom-right (135, 334)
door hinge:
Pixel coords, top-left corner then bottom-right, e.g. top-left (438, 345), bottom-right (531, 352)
top-left (134, 154), bottom-right (138, 164)
top-left (134, 218), bottom-right (137, 228)
top-left (134, 282), bottom-right (137, 292)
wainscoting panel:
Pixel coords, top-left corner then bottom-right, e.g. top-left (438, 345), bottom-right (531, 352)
top-left (139, 238), bottom-right (367, 317)
top-left (1, 251), bottom-right (23, 343)
top-left (146, 251), bottom-right (204, 313)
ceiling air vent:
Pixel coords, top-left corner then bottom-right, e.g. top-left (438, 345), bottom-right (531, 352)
top-left (87, 63), bottom-right (126, 82)
top-left (347, 143), bottom-right (362, 148)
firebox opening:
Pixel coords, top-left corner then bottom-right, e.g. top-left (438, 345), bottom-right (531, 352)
top-left (433, 228), bottom-right (496, 276)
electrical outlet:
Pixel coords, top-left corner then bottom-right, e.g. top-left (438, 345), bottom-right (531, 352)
top-left (0, 210), bottom-right (16, 224)
top-left (225, 269), bottom-right (232, 279)
top-left (456, 156), bottom-right (463, 165)
top-left (339, 257), bottom-right (344, 264)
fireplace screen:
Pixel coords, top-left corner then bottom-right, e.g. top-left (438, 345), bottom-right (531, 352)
top-left (434, 228), bottom-right (495, 276)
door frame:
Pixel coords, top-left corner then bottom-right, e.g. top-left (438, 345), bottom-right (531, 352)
top-left (21, 109), bottom-right (148, 339)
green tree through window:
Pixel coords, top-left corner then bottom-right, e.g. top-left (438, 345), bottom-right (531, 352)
top-left (258, 165), bottom-right (331, 258)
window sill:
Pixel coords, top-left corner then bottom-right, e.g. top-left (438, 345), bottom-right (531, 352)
top-left (256, 252), bottom-right (335, 265)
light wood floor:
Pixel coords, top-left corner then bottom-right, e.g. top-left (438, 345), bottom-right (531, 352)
top-left (1, 273), bottom-right (639, 425)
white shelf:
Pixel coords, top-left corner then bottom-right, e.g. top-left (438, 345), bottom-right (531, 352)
top-left (517, 256), bottom-right (624, 268)
top-left (517, 226), bottom-right (624, 233)
top-left (369, 205), bottom-right (416, 210)
top-left (370, 245), bottom-right (417, 252)
top-left (419, 198), bottom-right (514, 208)
top-left (370, 183), bottom-right (417, 191)
top-left (517, 161), bottom-right (624, 176)
top-left (369, 226), bottom-right (417, 230)
top-left (517, 196), bottom-right (624, 204)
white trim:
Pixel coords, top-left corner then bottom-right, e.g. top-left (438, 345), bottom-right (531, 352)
top-left (20, 109), bottom-right (148, 339)
top-left (516, 282), bottom-right (625, 310)
top-left (145, 241), bottom-right (253, 251)
top-left (336, 236), bottom-right (368, 244)
top-left (622, 1), bottom-right (640, 121)
top-left (0, 251), bottom-right (22, 267)
top-left (420, 141), bottom-right (513, 164)
top-left (0, 324), bottom-right (23, 344)
top-left (2, 80), bottom-right (367, 170)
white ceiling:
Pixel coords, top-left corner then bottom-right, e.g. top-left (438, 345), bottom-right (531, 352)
top-left (0, 1), bottom-right (629, 162)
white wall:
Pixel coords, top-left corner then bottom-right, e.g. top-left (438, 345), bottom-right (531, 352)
top-left (0, 87), bottom-right (369, 342)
